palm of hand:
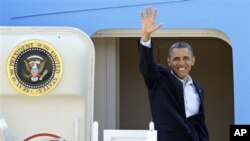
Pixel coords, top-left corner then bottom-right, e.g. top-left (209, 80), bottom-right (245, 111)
top-left (142, 16), bottom-right (157, 34)
top-left (141, 6), bottom-right (162, 41)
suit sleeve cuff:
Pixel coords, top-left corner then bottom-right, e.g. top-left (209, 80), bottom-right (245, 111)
top-left (140, 38), bottom-right (151, 48)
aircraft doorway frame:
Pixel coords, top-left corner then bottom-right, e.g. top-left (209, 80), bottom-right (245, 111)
top-left (91, 29), bottom-right (234, 141)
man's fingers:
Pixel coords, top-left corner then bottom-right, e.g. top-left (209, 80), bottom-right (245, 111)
top-left (141, 11), bottom-right (145, 19)
top-left (157, 23), bottom-right (163, 29)
top-left (148, 6), bottom-right (152, 17)
top-left (146, 6), bottom-right (153, 17)
top-left (153, 9), bottom-right (158, 20)
top-left (153, 23), bottom-right (163, 32)
top-left (146, 6), bottom-right (149, 17)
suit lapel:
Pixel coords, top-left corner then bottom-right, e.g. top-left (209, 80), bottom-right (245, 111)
top-left (172, 76), bottom-right (186, 117)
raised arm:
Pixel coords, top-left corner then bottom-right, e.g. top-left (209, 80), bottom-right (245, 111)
top-left (138, 6), bottom-right (163, 89)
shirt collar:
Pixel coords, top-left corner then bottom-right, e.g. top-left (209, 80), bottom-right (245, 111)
top-left (171, 71), bottom-right (193, 85)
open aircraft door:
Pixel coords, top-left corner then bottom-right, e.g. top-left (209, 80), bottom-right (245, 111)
top-left (0, 27), bottom-right (157, 141)
top-left (0, 27), bottom-right (95, 141)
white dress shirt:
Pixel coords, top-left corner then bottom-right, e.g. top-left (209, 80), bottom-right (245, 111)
top-left (171, 72), bottom-right (200, 117)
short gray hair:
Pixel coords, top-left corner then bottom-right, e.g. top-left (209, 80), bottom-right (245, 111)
top-left (168, 41), bottom-right (194, 57)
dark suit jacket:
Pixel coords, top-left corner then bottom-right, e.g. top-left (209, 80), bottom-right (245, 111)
top-left (138, 41), bottom-right (209, 141)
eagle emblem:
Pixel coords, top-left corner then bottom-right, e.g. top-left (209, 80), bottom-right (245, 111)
top-left (24, 55), bottom-right (48, 82)
top-left (7, 39), bottom-right (62, 96)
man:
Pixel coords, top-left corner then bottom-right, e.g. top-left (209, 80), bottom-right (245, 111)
top-left (138, 6), bottom-right (210, 141)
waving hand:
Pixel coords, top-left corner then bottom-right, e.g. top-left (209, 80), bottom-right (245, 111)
top-left (141, 6), bottom-right (163, 42)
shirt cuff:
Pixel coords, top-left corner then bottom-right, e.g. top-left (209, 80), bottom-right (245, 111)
top-left (140, 38), bottom-right (151, 48)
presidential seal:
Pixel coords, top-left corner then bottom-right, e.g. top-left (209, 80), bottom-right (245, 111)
top-left (7, 40), bottom-right (63, 96)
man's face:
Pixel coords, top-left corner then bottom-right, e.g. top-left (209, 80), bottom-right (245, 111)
top-left (167, 48), bottom-right (195, 80)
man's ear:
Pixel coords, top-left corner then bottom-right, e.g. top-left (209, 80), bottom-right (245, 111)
top-left (167, 57), bottom-right (171, 66)
top-left (192, 56), bottom-right (196, 66)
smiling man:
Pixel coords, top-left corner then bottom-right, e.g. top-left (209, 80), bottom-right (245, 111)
top-left (138, 6), bottom-right (210, 141)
